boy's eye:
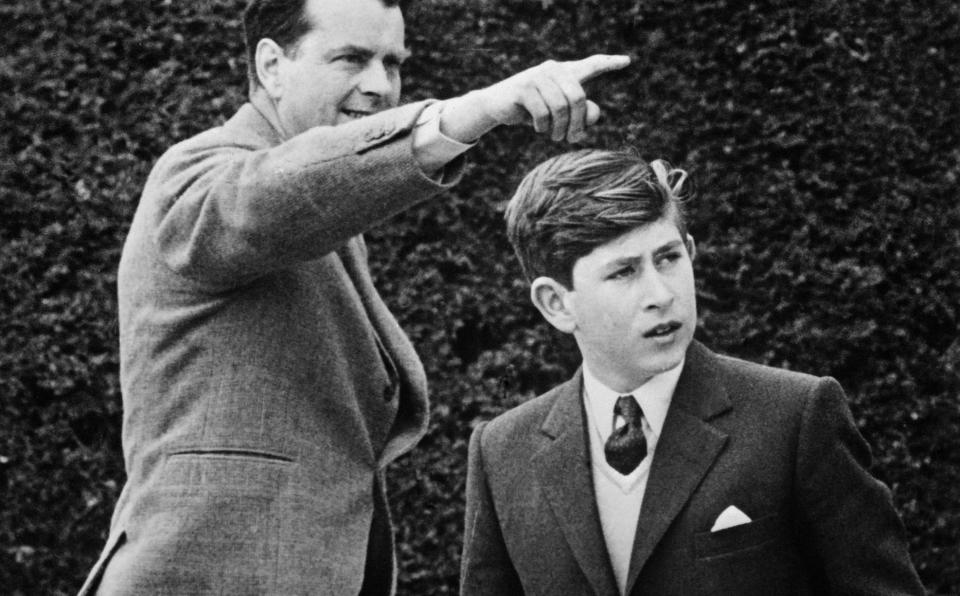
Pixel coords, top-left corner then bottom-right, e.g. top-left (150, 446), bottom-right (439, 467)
top-left (657, 251), bottom-right (681, 267)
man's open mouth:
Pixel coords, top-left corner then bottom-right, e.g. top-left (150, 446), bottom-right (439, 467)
top-left (341, 109), bottom-right (372, 119)
top-left (643, 321), bottom-right (682, 338)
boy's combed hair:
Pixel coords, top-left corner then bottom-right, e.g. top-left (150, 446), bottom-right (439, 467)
top-left (505, 148), bottom-right (689, 288)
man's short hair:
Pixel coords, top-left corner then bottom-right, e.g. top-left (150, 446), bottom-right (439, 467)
top-left (242, 0), bottom-right (403, 89)
top-left (505, 148), bottom-right (689, 288)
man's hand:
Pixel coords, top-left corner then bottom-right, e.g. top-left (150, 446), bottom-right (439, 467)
top-left (440, 55), bottom-right (631, 144)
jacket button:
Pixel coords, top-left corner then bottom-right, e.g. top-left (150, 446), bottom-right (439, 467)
top-left (365, 126), bottom-right (390, 142)
top-left (383, 384), bottom-right (396, 401)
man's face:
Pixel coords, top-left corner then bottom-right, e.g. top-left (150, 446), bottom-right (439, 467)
top-left (273, 0), bottom-right (407, 136)
top-left (564, 217), bottom-right (697, 392)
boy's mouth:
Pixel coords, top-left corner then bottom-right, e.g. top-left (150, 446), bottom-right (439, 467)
top-left (643, 321), bottom-right (682, 338)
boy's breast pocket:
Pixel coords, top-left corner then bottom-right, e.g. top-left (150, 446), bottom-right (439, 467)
top-left (692, 514), bottom-right (802, 595)
top-left (694, 512), bottom-right (779, 558)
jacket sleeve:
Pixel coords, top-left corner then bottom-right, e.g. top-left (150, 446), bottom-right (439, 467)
top-left (795, 376), bottom-right (925, 595)
top-left (461, 422), bottom-right (524, 596)
top-left (145, 101), bottom-right (460, 289)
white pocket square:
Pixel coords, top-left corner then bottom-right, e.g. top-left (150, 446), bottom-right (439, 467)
top-left (710, 505), bottom-right (752, 532)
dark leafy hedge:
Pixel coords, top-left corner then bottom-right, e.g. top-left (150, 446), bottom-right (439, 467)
top-left (2, 1), bottom-right (957, 594)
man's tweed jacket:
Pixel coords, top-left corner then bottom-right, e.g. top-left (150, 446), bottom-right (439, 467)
top-left (79, 95), bottom-right (457, 595)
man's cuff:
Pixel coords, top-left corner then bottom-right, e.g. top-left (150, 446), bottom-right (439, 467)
top-left (412, 101), bottom-right (475, 178)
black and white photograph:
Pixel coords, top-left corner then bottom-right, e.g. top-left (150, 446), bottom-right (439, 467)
top-left (2, 0), bottom-right (957, 594)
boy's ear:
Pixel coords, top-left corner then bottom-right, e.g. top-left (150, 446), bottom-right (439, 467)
top-left (255, 38), bottom-right (285, 99)
top-left (530, 276), bottom-right (577, 334)
top-left (685, 234), bottom-right (697, 261)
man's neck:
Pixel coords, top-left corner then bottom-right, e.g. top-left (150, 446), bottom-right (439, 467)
top-left (249, 87), bottom-right (291, 141)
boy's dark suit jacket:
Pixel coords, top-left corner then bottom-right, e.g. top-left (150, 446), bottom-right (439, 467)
top-left (461, 341), bottom-right (924, 595)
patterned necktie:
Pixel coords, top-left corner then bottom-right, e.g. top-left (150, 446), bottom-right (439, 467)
top-left (604, 395), bottom-right (647, 475)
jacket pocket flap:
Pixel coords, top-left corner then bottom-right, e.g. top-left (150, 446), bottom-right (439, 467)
top-left (694, 513), bottom-right (780, 559)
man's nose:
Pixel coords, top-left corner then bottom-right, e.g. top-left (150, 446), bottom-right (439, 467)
top-left (358, 61), bottom-right (395, 97)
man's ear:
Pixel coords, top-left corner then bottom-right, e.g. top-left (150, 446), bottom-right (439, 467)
top-left (530, 276), bottom-right (577, 334)
top-left (255, 38), bottom-right (286, 99)
top-left (685, 233), bottom-right (697, 261)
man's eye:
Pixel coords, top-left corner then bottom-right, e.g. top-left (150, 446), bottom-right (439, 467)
top-left (608, 266), bottom-right (634, 280)
top-left (339, 54), bottom-right (365, 64)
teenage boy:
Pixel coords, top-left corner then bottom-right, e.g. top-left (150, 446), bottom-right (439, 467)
top-left (460, 149), bottom-right (924, 595)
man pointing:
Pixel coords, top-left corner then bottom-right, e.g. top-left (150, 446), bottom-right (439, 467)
top-left (78, 0), bottom-right (628, 594)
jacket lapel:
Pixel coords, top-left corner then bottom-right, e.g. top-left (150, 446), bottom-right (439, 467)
top-left (625, 341), bottom-right (732, 593)
top-left (336, 237), bottom-right (429, 466)
top-left (533, 370), bottom-right (620, 596)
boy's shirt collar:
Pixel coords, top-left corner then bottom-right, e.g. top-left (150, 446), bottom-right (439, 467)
top-left (581, 359), bottom-right (684, 445)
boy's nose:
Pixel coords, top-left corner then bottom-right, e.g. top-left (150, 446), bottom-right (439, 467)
top-left (643, 273), bottom-right (674, 310)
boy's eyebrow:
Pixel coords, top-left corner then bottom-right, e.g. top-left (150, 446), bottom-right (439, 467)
top-left (600, 254), bottom-right (644, 277)
top-left (602, 239), bottom-right (684, 271)
top-left (653, 239), bottom-right (684, 255)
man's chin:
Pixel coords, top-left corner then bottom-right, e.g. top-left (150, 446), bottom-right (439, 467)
top-left (337, 112), bottom-right (372, 123)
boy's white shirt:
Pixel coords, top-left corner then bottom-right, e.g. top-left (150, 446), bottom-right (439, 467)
top-left (581, 359), bottom-right (684, 596)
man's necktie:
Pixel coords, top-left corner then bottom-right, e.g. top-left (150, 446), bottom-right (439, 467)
top-left (604, 395), bottom-right (647, 475)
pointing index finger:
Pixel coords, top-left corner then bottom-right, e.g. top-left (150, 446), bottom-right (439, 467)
top-left (565, 54), bottom-right (631, 83)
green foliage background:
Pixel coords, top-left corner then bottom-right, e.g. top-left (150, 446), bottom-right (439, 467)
top-left (2, 0), bottom-right (958, 593)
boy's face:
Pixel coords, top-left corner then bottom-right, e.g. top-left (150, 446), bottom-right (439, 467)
top-left (562, 217), bottom-right (697, 392)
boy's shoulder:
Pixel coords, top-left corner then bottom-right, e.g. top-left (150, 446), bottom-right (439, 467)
top-left (690, 342), bottom-right (844, 426)
top-left (484, 377), bottom-right (574, 434)
top-left (710, 348), bottom-right (824, 399)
